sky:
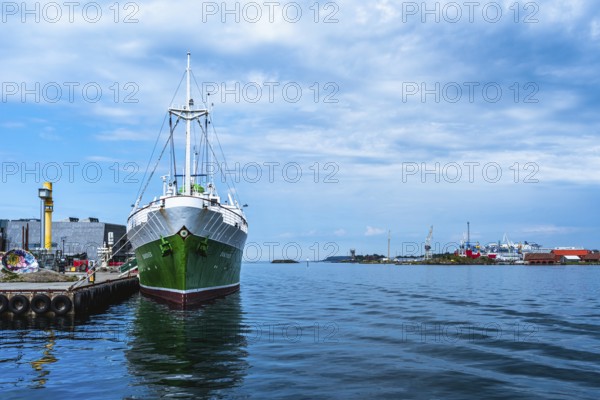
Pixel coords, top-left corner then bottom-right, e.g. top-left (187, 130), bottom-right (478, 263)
top-left (1, 1), bottom-right (600, 260)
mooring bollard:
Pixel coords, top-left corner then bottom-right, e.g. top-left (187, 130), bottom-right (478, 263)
top-left (87, 260), bottom-right (96, 283)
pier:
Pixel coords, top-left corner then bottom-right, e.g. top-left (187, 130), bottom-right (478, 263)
top-left (0, 272), bottom-right (139, 317)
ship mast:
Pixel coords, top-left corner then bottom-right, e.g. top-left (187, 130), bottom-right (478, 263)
top-left (166, 53), bottom-right (208, 197)
top-left (184, 52), bottom-right (192, 195)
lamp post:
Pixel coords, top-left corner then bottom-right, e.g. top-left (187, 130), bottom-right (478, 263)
top-left (37, 184), bottom-right (52, 250)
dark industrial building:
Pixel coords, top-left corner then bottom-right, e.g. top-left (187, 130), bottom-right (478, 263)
top-left (0, 218), bottom-right (130, 262)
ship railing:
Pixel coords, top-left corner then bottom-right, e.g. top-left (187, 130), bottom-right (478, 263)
top-left (129, 195), bottom-right (248, 232)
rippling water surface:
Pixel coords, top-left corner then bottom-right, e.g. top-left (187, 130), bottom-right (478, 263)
top-left (1, 263), bottom-right (600, 399)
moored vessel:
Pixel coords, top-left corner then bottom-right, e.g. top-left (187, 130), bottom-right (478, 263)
top-left (127, 53), bottom-right (248, 306)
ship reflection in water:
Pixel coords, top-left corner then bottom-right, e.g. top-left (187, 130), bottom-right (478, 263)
top-left (126, 293), bottom-right (249, 398)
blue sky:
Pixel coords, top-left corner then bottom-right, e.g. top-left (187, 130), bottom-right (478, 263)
top-left (1, 1), bottom-right (600, 259)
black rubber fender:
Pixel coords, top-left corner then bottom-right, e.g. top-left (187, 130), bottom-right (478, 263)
top-left (8, 294), bottom-right (30, 315)
top-left (51, 295), bottom-right (72, 316)
top-left (73, 292), bottom-right (83, 310)
top-left (30, 294), bottom-right (51, 314)
top-left (77, 292), bottom-right (87, 313)
top-left (0, 294), bottom-right (8, 313)
top-left (34, 316), bottom-right (51, 330)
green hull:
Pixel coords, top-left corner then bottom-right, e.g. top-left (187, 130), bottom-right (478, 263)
top-left (135, 233), bottom-right (242, 305)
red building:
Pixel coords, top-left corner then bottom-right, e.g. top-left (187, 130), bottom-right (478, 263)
top-left (581, 253), bottom-right (600, 263)
top-left (551, 249), bottom-right (589, 257)
top-left (524, 253), bottom-right (559, 264)
top-left (525, 249), bottom-right (597, 265)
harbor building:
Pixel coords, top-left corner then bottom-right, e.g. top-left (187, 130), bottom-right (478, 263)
top-left (523, 248), bottom-right (598, 264)
top-left (0, 217), bottom-right (130, 263)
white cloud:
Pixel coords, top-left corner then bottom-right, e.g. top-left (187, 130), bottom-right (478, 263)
top-left (521, 225), bottom-right (581, 235)
top-left (95, 128), bottom-right (154, 142)
top-left (365, 226), bottom-right (386, 236)
top-left (2, 0), bottom-right (600, 251)
top-left (86, 155), bottom-right (123, 163)
top-left (0, 122), bottom-right (25, 129)
top-left (39, 131), bottom-right (61, 141)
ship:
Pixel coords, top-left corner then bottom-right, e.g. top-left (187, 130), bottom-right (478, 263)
top-left (126, 53), bottom-right (249, 306)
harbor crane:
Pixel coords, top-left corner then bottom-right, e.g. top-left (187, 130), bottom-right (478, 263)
top-left (424, 226), bottom-right (433, 260)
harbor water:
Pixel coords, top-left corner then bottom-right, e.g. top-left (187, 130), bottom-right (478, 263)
top-left (1, 262), bottom-right (599, 399)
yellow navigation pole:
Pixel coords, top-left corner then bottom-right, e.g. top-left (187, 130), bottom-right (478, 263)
top-left (38, 182), bottom-right (53, 250)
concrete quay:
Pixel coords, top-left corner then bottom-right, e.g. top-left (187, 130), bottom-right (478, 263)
top-left (0, 272), bottom-right (139, 317)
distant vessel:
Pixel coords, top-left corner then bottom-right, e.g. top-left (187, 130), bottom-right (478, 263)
top-left (127, 53), bottom-right (248, 306)
top-left (457, 232), bottom-right (542, 262)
